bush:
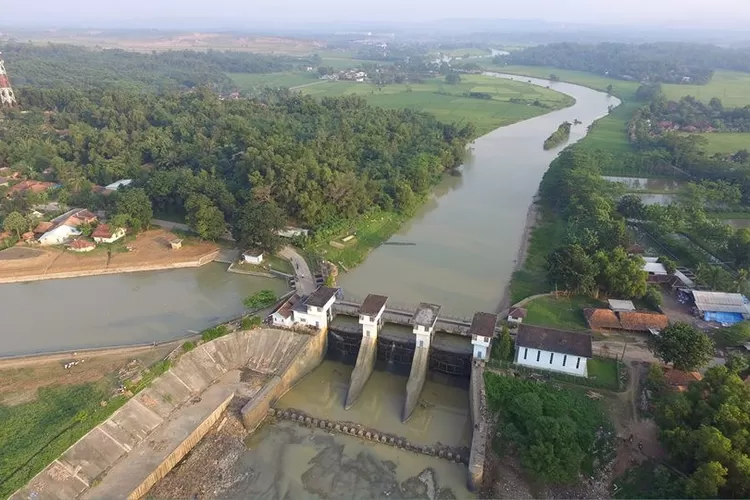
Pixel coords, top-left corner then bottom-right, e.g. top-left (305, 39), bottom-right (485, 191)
top-left (201, 325), bottom-right (228, 342)
top-left (241, 315), bottom-right (262, 330)
top-left (644, 285), bottom-right (663, 310)
top-left (484, 372), bottom-right (615, 483)
top-left (182, 341), bottom-right (196, 352)
top-left (243, 290), bottom-right (277, 309)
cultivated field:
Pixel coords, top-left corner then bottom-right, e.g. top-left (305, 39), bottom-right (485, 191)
top-left (691, 132), bottom-right (750, 154)
top-left (299, 75), bottom-right (575, 136)
top-left (482, 64), bottom-right (640, 101)
top-left (8, 32), bottom-right (324, 55)
top-left (230, 72), bottom-right (319, 90)
top-left (662, 70), bottom-right (750, 107)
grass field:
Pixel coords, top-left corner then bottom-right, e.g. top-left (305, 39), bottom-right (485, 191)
top-left (299, 75), bottom-right (575, 136)
top-left (307, 211), bottom-right (406, 269)
top-left (579, 101), bottom-right (640, 153)
top-left (482, 64), bottom-right (640, 101)
top-left (524, 294), bottom-right (603, 331)
top-left (586, 358), bottom-right (620, 390)
top-left (688, 132), bottom-right (750, 155)
top-left (230, 72), bottom-right (319, 90)
top-left (662, 70), bottom-right (750, 107)
top-left (510, 212), bottom-right (567, 302)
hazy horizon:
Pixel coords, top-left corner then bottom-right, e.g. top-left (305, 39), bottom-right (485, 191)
top-left (2, 0), bottom-right (750, 29)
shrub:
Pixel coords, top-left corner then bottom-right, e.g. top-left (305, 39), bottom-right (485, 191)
top-left (182, 341), bottom-right (196, 352)
top-left (201, 325), bottom-right (228, 342)
top-left (243, 290), bottom-right (277, 309)
top-left (241, 315), bottom-right (262, 330)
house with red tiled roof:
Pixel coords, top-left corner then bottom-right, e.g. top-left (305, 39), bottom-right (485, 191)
top-left (664, 368), bottom-right (702, 392)
top-left (584, 308), bottom-right (622, 331)
top-left (68, 239), bottom-right (96, 253)
top-left (92, 225), bottom-right (126, 244)
top-left (584, 307), bottom-right (669, 334)
top-left (6, 180), bottom-right (56, 198)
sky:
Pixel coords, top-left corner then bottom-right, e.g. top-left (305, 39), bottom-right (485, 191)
top-left (3, 0), bottom-right (750, 28)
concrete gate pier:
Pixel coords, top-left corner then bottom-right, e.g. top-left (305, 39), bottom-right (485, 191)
top-left (402, 302), bottom-right (441, 422)
top-left (345, 294), bottom-right (389, 409)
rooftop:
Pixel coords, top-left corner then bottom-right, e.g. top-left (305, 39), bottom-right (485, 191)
top-left (644, 262), bottom-right (668, 275)
top-left (412, 302), bottom-right (441, 328)
top-left (359, 294), bottom-right (388, 316)
top-left (243, 249), bottom-right (263, 257)
top-left (608, 299), bottom-right (636, 312)
top-left (584, 308), bottom-right (621, 330)
top-left (663, 368), bottom-right (702, 391)
top-left (618, 311), bottom-right (669, 332)
top-left (468, 312), bottom-right (498, 338)
top-left (304, 286), bottom-right (339, 308)
top-left (515, 324), bottom-right (593, 358)
top-left (508, 307), bottom-right (527, 319)
top-left (691, 290), bottom-right (750, 314)
top-left (69, 239), bottom-right (95, 249)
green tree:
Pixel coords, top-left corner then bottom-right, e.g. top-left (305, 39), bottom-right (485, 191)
top-left (606, 84), bottom-right (613, 95)
top-left (696, 263), bottom-right (734, 292)
top-left (728, 228), bottom-right (750, 268)
top-left (184, 194), bottom-right (226, 241)
top-left (497, 325), bottom-right (513, 361)
top-left (644, 285), bottom-right (663, 310)
top-left (444, 72), bottom-right (461, 84)
top-left (659, 256), bottom-right (677, 275)
top-left (594, 247), bottom-right (648, 298)
top-left (114, 188), bottom-right (153, 233)
top-left (232, 201), bottom-right (285, 252)
top-left (3, 211), bottom-right (29, 239)
top-left (546, 244), bottom-right (598, 295)
top-left (243, 290), bottom-right (277, 309)
top-left (725, 351), bottom-right (749, 374)
top-left (616, 194), bottom-right (645, 219)
top-left (647, 322), bottom-right (714, 371)
top-left (686, 461), bottom-right (728, 498)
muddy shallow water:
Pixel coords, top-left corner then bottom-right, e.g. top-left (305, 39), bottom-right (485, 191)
top-left (230, 421), bottom-right (473, 499)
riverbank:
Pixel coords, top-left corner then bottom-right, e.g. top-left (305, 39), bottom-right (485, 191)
top-left (0, 229), bottom-right (219, 284)
top-left (496, 199), bottom-right (540, 314)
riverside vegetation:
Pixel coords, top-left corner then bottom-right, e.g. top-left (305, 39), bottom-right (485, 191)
top-left (543, 121), bottom-right (572, 150)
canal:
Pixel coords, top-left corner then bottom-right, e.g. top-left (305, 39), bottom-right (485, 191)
top-left (339, 73), bottom-right (618, 316)
top-left (0, 263), bottom-right (289, 357)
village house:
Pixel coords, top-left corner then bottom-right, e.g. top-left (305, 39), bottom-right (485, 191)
top-left (663, 368), bottom-right (703, 392)
top-left (268, 286), bottom-right (340, 330)
top-left (469, 311), bottom-right (498, 360)
top-left (507, 307), bottom-right (527, 325)
top-left (242, 249), bottom-right (264, 265)
top-left (104, 179), bottom-right (133, 191)
top-left (68, 239), bottom-right (96, 253)
top-left (92, 225), bottom-right (126, 244)
top-left (39, 225), bottom-right (82, 246)
top-left (584, 307), bottom-right (669, 333)
top-left (6, 180), bottom-right (56, 198)
top-left (514, 324), bottom-right (593, 377)
top-left (52, 208), bottom-right (98, 228)
top-left (688, 290), bottom-right (750, 325)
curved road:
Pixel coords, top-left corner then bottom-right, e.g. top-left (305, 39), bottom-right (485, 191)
top-left (280, 246), bottom-right (316, 295)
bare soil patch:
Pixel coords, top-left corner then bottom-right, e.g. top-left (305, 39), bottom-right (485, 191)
top-left (0, 229), bottom-right (218, 281)
top-left (0, 343), bottom-right (178, 406)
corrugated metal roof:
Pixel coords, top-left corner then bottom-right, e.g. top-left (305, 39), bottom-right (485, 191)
top-left (643, 262), bottom-right (667, 275)
top-left (608, 299), bottom-right (636, 311)
top-left (692, 291), bottom-right (750, 315)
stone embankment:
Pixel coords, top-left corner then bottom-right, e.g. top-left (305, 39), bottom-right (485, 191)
top-left (0, 250), bottom-right (219, 284)
top-left (12, 327), bottom-right (324, 500)
top-left (269, 408), bottom-right (470, 465)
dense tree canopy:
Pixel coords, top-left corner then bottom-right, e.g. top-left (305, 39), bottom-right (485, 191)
top-left (1, 42), bottom-right (312, 93)
top-left (0, 87), bottom-right (472, 238)
top-left (653, 365), bottom-right (750, 498)
top-left (498, 42), bottom-right (750, 84)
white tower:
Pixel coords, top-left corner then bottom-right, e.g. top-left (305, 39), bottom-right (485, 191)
top-left (412, 303), bottom-right (441, 349)
top-left (469, 312), bottom-right (498, 361)
top-left (0, 52), bottom-right (17, 108)
top-left (359, 294), bottom-right (388, 339)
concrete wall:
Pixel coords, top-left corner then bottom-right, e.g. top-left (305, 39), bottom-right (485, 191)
top-left (344, 336), bottom-right (377, 409)
top-left (240, 328), bottom-right (327, 431)
top-left (402, 346), bottom-right (430, 422)
top-left (467, 362), bottom-right (488, 492)
top-left (516, 346), bottom-right (587, 376)
top-left (12, 327), bottom-right (315, 500)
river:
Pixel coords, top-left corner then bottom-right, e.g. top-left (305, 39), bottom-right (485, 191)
top-left (0, 263), bottom-right (289, 357)
top-left (340, 73), bottom-right (618, 316)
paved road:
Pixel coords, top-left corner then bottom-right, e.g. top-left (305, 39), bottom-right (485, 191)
top-left (280, 246), bottom-right (316, 295)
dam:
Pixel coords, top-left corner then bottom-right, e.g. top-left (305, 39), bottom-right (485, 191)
top-left (13, 285), bottom-right (494, 499)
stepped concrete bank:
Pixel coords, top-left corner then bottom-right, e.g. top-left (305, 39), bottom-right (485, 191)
top-left (12, 327), bottom-right (325, 500)
top-left (344, 336), bottom-right (378, 409)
